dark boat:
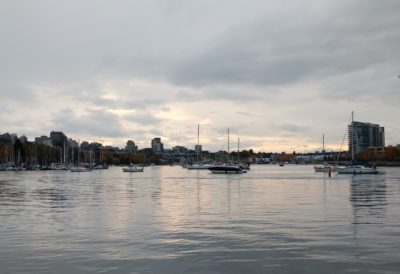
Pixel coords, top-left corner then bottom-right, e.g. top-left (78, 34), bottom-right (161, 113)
top-left (208, 165), bottom-right (246, 174)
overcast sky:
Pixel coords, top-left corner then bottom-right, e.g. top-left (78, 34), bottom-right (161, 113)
top-left (1, 0), bottom-right (399, 152)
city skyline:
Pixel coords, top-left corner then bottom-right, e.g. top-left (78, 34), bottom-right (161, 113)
top-left (1, 1), bottom-right (399, 152)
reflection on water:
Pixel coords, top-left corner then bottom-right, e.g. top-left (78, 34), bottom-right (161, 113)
top-left (0, 165), bottom-right (400, 273)
top-left (350, 176), bottom-right (387, 223)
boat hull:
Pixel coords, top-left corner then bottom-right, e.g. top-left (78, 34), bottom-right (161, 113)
top-left (187, 164), bottom-right (214, 170)
top-left (71, 167), bottom-right (91, 172)
top-left (122, 167), bottom-right (144, 172)
top-left (336, 166), bottom-right (379, 174)
top-left (208, 166), bottom-right (246, 174)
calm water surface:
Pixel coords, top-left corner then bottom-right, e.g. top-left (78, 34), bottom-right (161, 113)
top-left (1, 165), bottom-right (400, 273)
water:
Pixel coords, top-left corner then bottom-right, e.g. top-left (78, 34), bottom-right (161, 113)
top-left (1, 165), bottom-right (400, 273)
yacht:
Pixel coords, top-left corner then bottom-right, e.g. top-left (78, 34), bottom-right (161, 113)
top-left (186, 163), bottom-right (215, 170)
top-left (336, 165), bottom-right (378, 174)
top-left (208, 165), bottom-right (246, 174)
top-left (122, 165), bottom-right (144, 172)
top-left (50, 163), bottom-right (70, 170)
top-left (70, 166), bottom-right (91, 172)
top-left (314, 164), bottom-right (334, 172)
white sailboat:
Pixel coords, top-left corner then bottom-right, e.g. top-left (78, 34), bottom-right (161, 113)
top-left (122, 164), bottom-right (144, 172)
top-left (71, 142), bottom-right (91, 172)
top-left (313, 134), bottom-right (334, 172)
top-left (336, 112), bottom-right (379, 175)
top-left (186, 124), bottom-right (215, 170)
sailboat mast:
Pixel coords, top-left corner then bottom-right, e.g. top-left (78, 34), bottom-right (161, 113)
top-left (351, 111), bottom-right (354, 162)
top-left (197, 124), bottom-right (200, 145)
top-left (227, 128), bottom-right (230, 162)
top-left (323, 134), bottom-right (325, 153)
top-left (238, 137), bottom-right (240, 162)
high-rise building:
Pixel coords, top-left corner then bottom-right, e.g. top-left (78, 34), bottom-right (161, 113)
top-left (125, 140), bottom-right (138, 153)
top-left (35, 135), bottom-right (53, 146)
top-left (50, 131), bottom-right (68, 148)
top-left (349, 121), bottom-right (385, 155)
top-left (151, 138), bottom-right (164, 154)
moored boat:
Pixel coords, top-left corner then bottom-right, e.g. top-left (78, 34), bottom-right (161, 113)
top-left (186, 163), bottom-right (215, 170)
top-left (208, 165), bottom-right (246, 174)
top-left (314, 164), bottom-right (332, 172)
top-left (336, 165), bottom-right (378, 174)
top-left (122, 165), bottom-right (144, 172)
top-left (70, 166), bottom-right (91, 172)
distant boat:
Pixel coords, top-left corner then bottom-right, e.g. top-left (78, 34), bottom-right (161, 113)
top-left (187, 163), bottom-right (215, 170)
top-left (208, 165), bottom-right (246, 174)
top-left (336, 165), bottom-right (378, 175)
top-left (50, 163), bottom-right (69, 170)
top-left (313, 134), bottom-right (331, 172)
top-left (70, 166), bottom-right (91, 172)
top-left (186, 124), bottom-right (214, 170)
top-left (208, 129), bottom-right (246, 174)
top-left (314, 163), bottom-right (334, 172)
top-left (71, 141), bottom-right (92, 172)
top-left (122, 165), bottom-right (144, 172)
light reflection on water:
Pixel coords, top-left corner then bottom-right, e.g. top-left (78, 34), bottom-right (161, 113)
top-left (1, 165), bottom-right (400, 273)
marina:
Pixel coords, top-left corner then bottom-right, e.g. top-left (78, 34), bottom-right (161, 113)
top-left (1, 164), bottom-right (400, 273)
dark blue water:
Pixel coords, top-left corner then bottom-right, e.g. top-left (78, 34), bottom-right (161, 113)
top-left (1, 165), bottom-right (399, 273)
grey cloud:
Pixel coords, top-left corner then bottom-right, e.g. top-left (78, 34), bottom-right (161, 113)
top-left (51, 108), bottom-right (127, 138)
top-left (236, 111), bottom-right (257, 117)
top-left (124, 113), bottom-right (162, 126)
top-left (171, 1), bottom-right (400, 88)
top-left (0, 82), bottom-right (37, 103)
top-left (276, 124), bottom-right (310, 134)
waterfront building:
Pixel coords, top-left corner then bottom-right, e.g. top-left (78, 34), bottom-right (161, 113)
top-left (151, 138), bottom-right (164, 154)
top-left (35, 135), bottom-right (53, 146)
top-left (349, 121), bottom-right (385, 155)
top-left (125, 140), bottom-right (138, 153)
top-left (68, 138), bottom-right (79, 148)
top-left (0, 133), bottom-right (12, 144)
top-left (50, 131), bottom-right (68, 148)
top-left (19, 135), bottom-right (28, 144)
top-left (80, 141), bottom-right (90, 150)
top-left (172, 146), bottom-right (188, 157)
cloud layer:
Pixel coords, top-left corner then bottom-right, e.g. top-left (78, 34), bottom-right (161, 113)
top-left (1, 0), bottom-right (400, 152)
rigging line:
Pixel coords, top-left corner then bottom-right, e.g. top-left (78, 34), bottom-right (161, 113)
top-left (337, 112), bottom-right (353, 162)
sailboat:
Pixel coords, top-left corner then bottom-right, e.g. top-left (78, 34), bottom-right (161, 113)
top-left (186, 124), bottom-right (215, 170)
top-left (336, 112), bottom-right (379, 175)
top-left (71, 142), bottom-right (91, 172)
top-left (208, 129), bottom-right (246, 174)
top-left (313, 134), bottom-right (334, 172)
top-left (122, 164), bottom-right (144, 172)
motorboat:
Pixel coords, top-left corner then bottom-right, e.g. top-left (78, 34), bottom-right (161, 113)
top-left (122, 165), bottom-right (144, 172)
top-left (70, 166), bottom-right (91, 172)
top-left (186, 163), bottom-right (215, 170)
top-left (50, 163), bottom-right (70, 170)
top-left (314, 164), bottom-right (333, 172)
top-left (208, 165), bottom-right (246, 174)
top-left (336, 165), bottom-right (379, 174)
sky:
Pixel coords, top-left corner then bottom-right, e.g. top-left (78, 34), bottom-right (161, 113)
top-left (1, 0), bottom-right (399, 153)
